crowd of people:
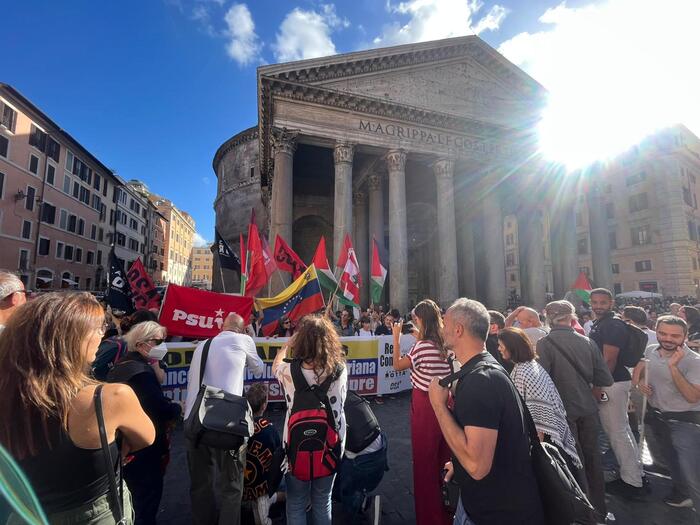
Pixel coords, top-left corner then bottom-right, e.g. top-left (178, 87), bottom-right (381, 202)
top-left (1, 268), bottom-right (700, 525)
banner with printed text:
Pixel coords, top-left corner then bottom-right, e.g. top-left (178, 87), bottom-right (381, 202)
top-left (160, 335), bottom-right (415, 404)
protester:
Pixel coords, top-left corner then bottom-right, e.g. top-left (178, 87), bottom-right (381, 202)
top-left (623, 306), bottom-right (658, 347)
top-left (0, 270), bottom-right (27, 334)
top-left (335, 309), bottom-right (355, 337)
top-left (429, 298), bottom-right (544, 525)
top-left (242, 383), bottom-right (284, 525)
top-left (536, 300), bottom-right (614, 521)
top-left (356, 316), bottom-right (374, 336)
top-left (633, 316), bottom-right (700, 512)
top-left (275, 316), bottom-right (295, 337)
top-left (184, 313), bottom-right (265, 525)
top-left (247, 310), bottom-right (264, 338)
top-left (107, 321), bottom-right (181, 525)
top-left (391, 299), bottom-right (452, 525)
top-left (0, 292), bottom-right (155, 524)
top-left (334, 391), bottom-right (387, 524)
top-left (589, 288), bottom-right (645, 497)
top-left (486, 310), bottom-right (507, 368)
top-left (497, 327), bottom-right (581, 468)
top-left (272, 315), bottom-right (348, 525)
top-left (669, 303), bottom-right (682, 316)
top-left (581, 311), bottom-right (594, 336)
top-left (370, 309), bottom-right (381, 333)
top-left (374, 312), bottom-right (393, 336)
top-left (505, 305), bottom-right (549, 345)
top-left (678, 306), bottom-right (700, 351)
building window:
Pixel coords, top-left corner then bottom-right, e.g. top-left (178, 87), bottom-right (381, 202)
top-left (506, 253), bottom-right (516, 266)
top-left (56, 241), bottom-right (64, 259)
top-left (631, 225), bottom-right (651, 245)
top-left (68, 214), bottom-right (77, 233)
top-left (577, 238), bottom-right (588, 255)
top-left (690, 221), bottom-right (698, 241)
top-left (79, 186), bottom-right (90, 205)
top-left (46, 136), bottom-right (60, 162)
top-left (609, 231), bottom-right (617, 250)
top-left (78, 218), bottom-right (85, 236)
top-left (91, 224), bottom-right (97, 240)
top-left (25, 186), bottom-right (36, 211)
top-left (683, 187), bottom-right (694, 207)
top-left (46, 164), bottom-right (55, 186)
top-left (63, 174), bottom-right (71, 194)
top-left (0, 171), bottom-right (3, 198)
top-left (605, 202), bottom-right (615, 219)
top-left (64, 245), bottom-right (74, 261)
top-left (59, 209), bottom-right (67, 230)
top-left (635, 260), bottom-right (653, 272)
top-left (29, 124), bottom-right (47, 151)
top-left (612, 263), bottom-right (620, 274)
top-left (75, 248), bottom-right (82, 263)
top-left (98, 227), bottom-right (104, 242)
top-left (29, 154), bottom-right (39, 175)
top-left (97, 250), bottom-right (103, 265)
top-left (87, 251), bottom-right (95, 264)
top-left (72, 181), bottom-right (79, 199)
top-left (0, 134), bottom-right (8, 158)
top-left (639, 281), bottom-right (658, 293)
top-left (625, 172), bottom-right (647, 186)
top-left (693, 257), bottom-right (698, 271)
top-left (628, 193), bottom-right (649, 212)
top-left (614, 283), bottom-right (623, 295)
top-left (18, 249), bottom-right (29, 271)
top-left (38, 237), bottom-right (50, 256)
top-left (21, 220), bottom-right (31, 239)
top-left (41, 203), bottom-right (56, 224)
top-left (93, 173), bottom-right (101, 191)
top-left (116, 233), bottom-right (126, 247)
top-left (1, 103), bottom-right (17, 133)
top-left (128, 238), bottom-right (139, 251)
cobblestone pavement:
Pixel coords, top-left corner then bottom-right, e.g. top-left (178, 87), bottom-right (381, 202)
top-left (160, 392), bottom-right (696, 524)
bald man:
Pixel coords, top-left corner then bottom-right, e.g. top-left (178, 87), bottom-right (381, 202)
top-left (505, 306), bottom-right (549, 345)
top-left (0, 270), bottom-right (27, 333)
top-left (184, 311), bottom-right (264, 525)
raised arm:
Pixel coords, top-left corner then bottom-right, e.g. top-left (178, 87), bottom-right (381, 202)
top-left (391, 319), bottom-right (412, 371)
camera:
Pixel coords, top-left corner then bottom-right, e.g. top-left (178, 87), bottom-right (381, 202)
top-left (401, 322), bottom-right (415, 335)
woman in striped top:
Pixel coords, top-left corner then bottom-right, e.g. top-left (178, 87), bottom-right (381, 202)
top-left (392, 299), bottom-right (453, 525)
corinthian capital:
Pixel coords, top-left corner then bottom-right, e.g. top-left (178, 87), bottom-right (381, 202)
top-left (271, 128), bottom-right (298, 156)
top-left (333, 142), bottom-right (355, 165)
top-left (367, 173), bottom-right (382, 191)
top-left (433, 158), bottom-right (455, 179)
top-left (386, 149), bottom-right (407, 172)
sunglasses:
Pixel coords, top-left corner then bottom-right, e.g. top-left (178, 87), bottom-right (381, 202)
top-left (147, 338), bottom-right (165, 346)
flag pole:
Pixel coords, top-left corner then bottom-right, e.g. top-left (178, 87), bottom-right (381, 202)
top-left (218, 265), bottom-right (226, 294)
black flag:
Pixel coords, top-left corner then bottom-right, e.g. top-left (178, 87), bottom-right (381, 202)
top-left (216, 229), bottom-right (241, 272)
top-left (106, 249), bottom-right (134, 314)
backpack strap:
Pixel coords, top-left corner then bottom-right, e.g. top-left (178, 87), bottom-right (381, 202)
top-left (198, 338), bottom-right (213, 387)
top-left (94, 385), bottom-right (125, 524)
top-left (543, 336), bottom-right (591, 387)
top-left (290, 359), bottom-right (311, 392)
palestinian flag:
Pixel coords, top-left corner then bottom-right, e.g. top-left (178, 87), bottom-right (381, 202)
top-left (311, 236), bottom-right (337, 292)
top-left (370, 238), bottom-right (386, 305)
top-left (338, 234), bottom-right (361, 308)
top-left (571, 271), bottom-right (593, 303)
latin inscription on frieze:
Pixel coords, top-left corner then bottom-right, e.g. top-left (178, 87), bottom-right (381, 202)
top-left (358, 119), bottom-right (512, 157)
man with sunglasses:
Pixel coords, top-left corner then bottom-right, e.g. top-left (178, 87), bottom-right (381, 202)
top-left (0, 270), bottom-right (27, 334)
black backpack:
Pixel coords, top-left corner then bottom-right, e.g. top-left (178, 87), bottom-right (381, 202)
top-left (286, 360), bottom-right (342, 481)
top-left (344, 390), bottom-right (381, 454)
top-left (92, 337), bottom-right (127, 381)
top-left (619, 320), bottom-right (648, 367)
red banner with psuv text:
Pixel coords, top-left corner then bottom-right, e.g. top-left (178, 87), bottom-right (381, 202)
top-left (159, 284), bottom-right (254, 338)
top-left (127, 258), bottom-right (161, 310)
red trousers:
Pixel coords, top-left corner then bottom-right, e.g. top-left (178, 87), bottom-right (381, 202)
top-left (411, 388), bottom-right (452, 525)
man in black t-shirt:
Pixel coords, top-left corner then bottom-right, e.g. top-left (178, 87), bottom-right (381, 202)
top-left (589, 288), bottom-right (644, 497)
top-left (428, 298), bottom-right (544, 525)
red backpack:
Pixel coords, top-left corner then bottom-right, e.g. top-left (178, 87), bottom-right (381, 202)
top-left (286, 360), bottom-right (342, 481)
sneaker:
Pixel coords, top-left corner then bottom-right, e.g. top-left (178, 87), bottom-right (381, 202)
top-left (365, 494), bottom-right (381, 525)
top-left (605, 479), bottom-right (645, 501)
top-left (664, 491), bottom-right (693, 508)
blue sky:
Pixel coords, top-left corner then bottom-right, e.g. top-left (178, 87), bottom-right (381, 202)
top-left (3, 0), bottom-right (699, 242)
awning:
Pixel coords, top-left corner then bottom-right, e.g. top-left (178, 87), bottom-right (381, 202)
top-left (62, 278), bottom-right (78, 286)
top-left (36, 276), bottom-right (53, 283)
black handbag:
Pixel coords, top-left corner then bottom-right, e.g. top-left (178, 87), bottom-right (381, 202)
top-left (184, 338), bottom-right (254, 449)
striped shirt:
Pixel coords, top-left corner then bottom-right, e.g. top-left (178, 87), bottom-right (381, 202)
top-left (407, 340), bottom-right (452, 391)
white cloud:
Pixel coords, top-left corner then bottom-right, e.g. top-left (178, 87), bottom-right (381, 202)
top-left (273, 5), bottom-right (348, 62)
top-left (193, 233), bottom-right (209, 247)
top-left (373, 0), bottom-right (509, 47)
top-left (224, 3), bottom-right (262, 66)
top-left (498, 0), bottom-right (700, 166)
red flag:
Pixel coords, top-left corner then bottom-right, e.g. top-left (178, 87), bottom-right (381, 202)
top-left (159, 284), bottom-right (253, 338)
top-left (335, 233), bottom-right (353, 269)
top-left (338, 234), bottom-right (361, 307)
top-left (274, 235), bottom-right (307, 279)
top-left (126, 258), bottom-right (161, 310)
top-left (261, 236), bottom-right (277, 278)
top-left (245, 218), bottom-right (268, 297)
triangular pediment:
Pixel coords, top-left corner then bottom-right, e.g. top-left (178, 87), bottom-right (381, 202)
top-left (258, 36), bottom-right (545, 128)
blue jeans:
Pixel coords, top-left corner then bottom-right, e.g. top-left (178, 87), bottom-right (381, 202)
top-left (285, 473), bottom-right (336, 525)
top-left (333, 433), bottom-right (388, 516)
top-left (453, 497), bottom-right (476, 525)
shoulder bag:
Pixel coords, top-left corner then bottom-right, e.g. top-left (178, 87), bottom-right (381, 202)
top-left (94, 385), bottom-right (127, 525)
top-left (184, 338), bottom-right (254, 450)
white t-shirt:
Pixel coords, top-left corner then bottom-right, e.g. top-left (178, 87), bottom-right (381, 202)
top-left (184, 331), bottom-right (265, 419)
top-left (356, 328), bottom-right (374, 337)
top-left (273, 361), bottom-right (348, 454)
top-left (524, 326), bottom-right (549, 346)
top-left (583, 320), bottom-right (593, 336)
top-left (642, 328), bottom-right (658, 347)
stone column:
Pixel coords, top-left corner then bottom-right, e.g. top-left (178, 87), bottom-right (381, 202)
top-left (551, 204), bottom-right (578, 298)
top-left (482, 189), bottom-right (507, 310)
top-left (519, 208), bottom-right (547, 310)
top-left (269, 129), bottom-right (297, 285)
top-left (353, 190), bottom-right (369, 307)
top-left (433, 158), bottom-right (459, 306)
top-left (386, 150), bottom-right (408, 313)
top-left (333, 142), bottom-right (354, 265)
top-left (368, 173), bottom-right (384, 255)
top-left (588, 182), bottom-right (613, 290)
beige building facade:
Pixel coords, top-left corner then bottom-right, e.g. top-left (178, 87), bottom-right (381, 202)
top-left (152, 196), bottom-right (195, 286)
top-left (190, 246), bottom-right (213, 289)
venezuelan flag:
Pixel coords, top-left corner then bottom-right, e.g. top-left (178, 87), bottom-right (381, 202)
top-left (255, 265), bottom-right (325, 337)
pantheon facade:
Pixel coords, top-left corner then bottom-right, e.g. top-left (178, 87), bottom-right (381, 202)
top-left (213, 36), bottom-right (610, 312)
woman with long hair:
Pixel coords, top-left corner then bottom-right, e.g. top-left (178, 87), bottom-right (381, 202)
top-left (497, 327), bottom-right (582, 472)
top-left (0, 292), bottom-right (155, 524)
top-left (107, 321), bottom-right (181, 525)
top-left (391, 299), bottom-right (452, 525)
top-left (272, 315), bottom-right (348, 525)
